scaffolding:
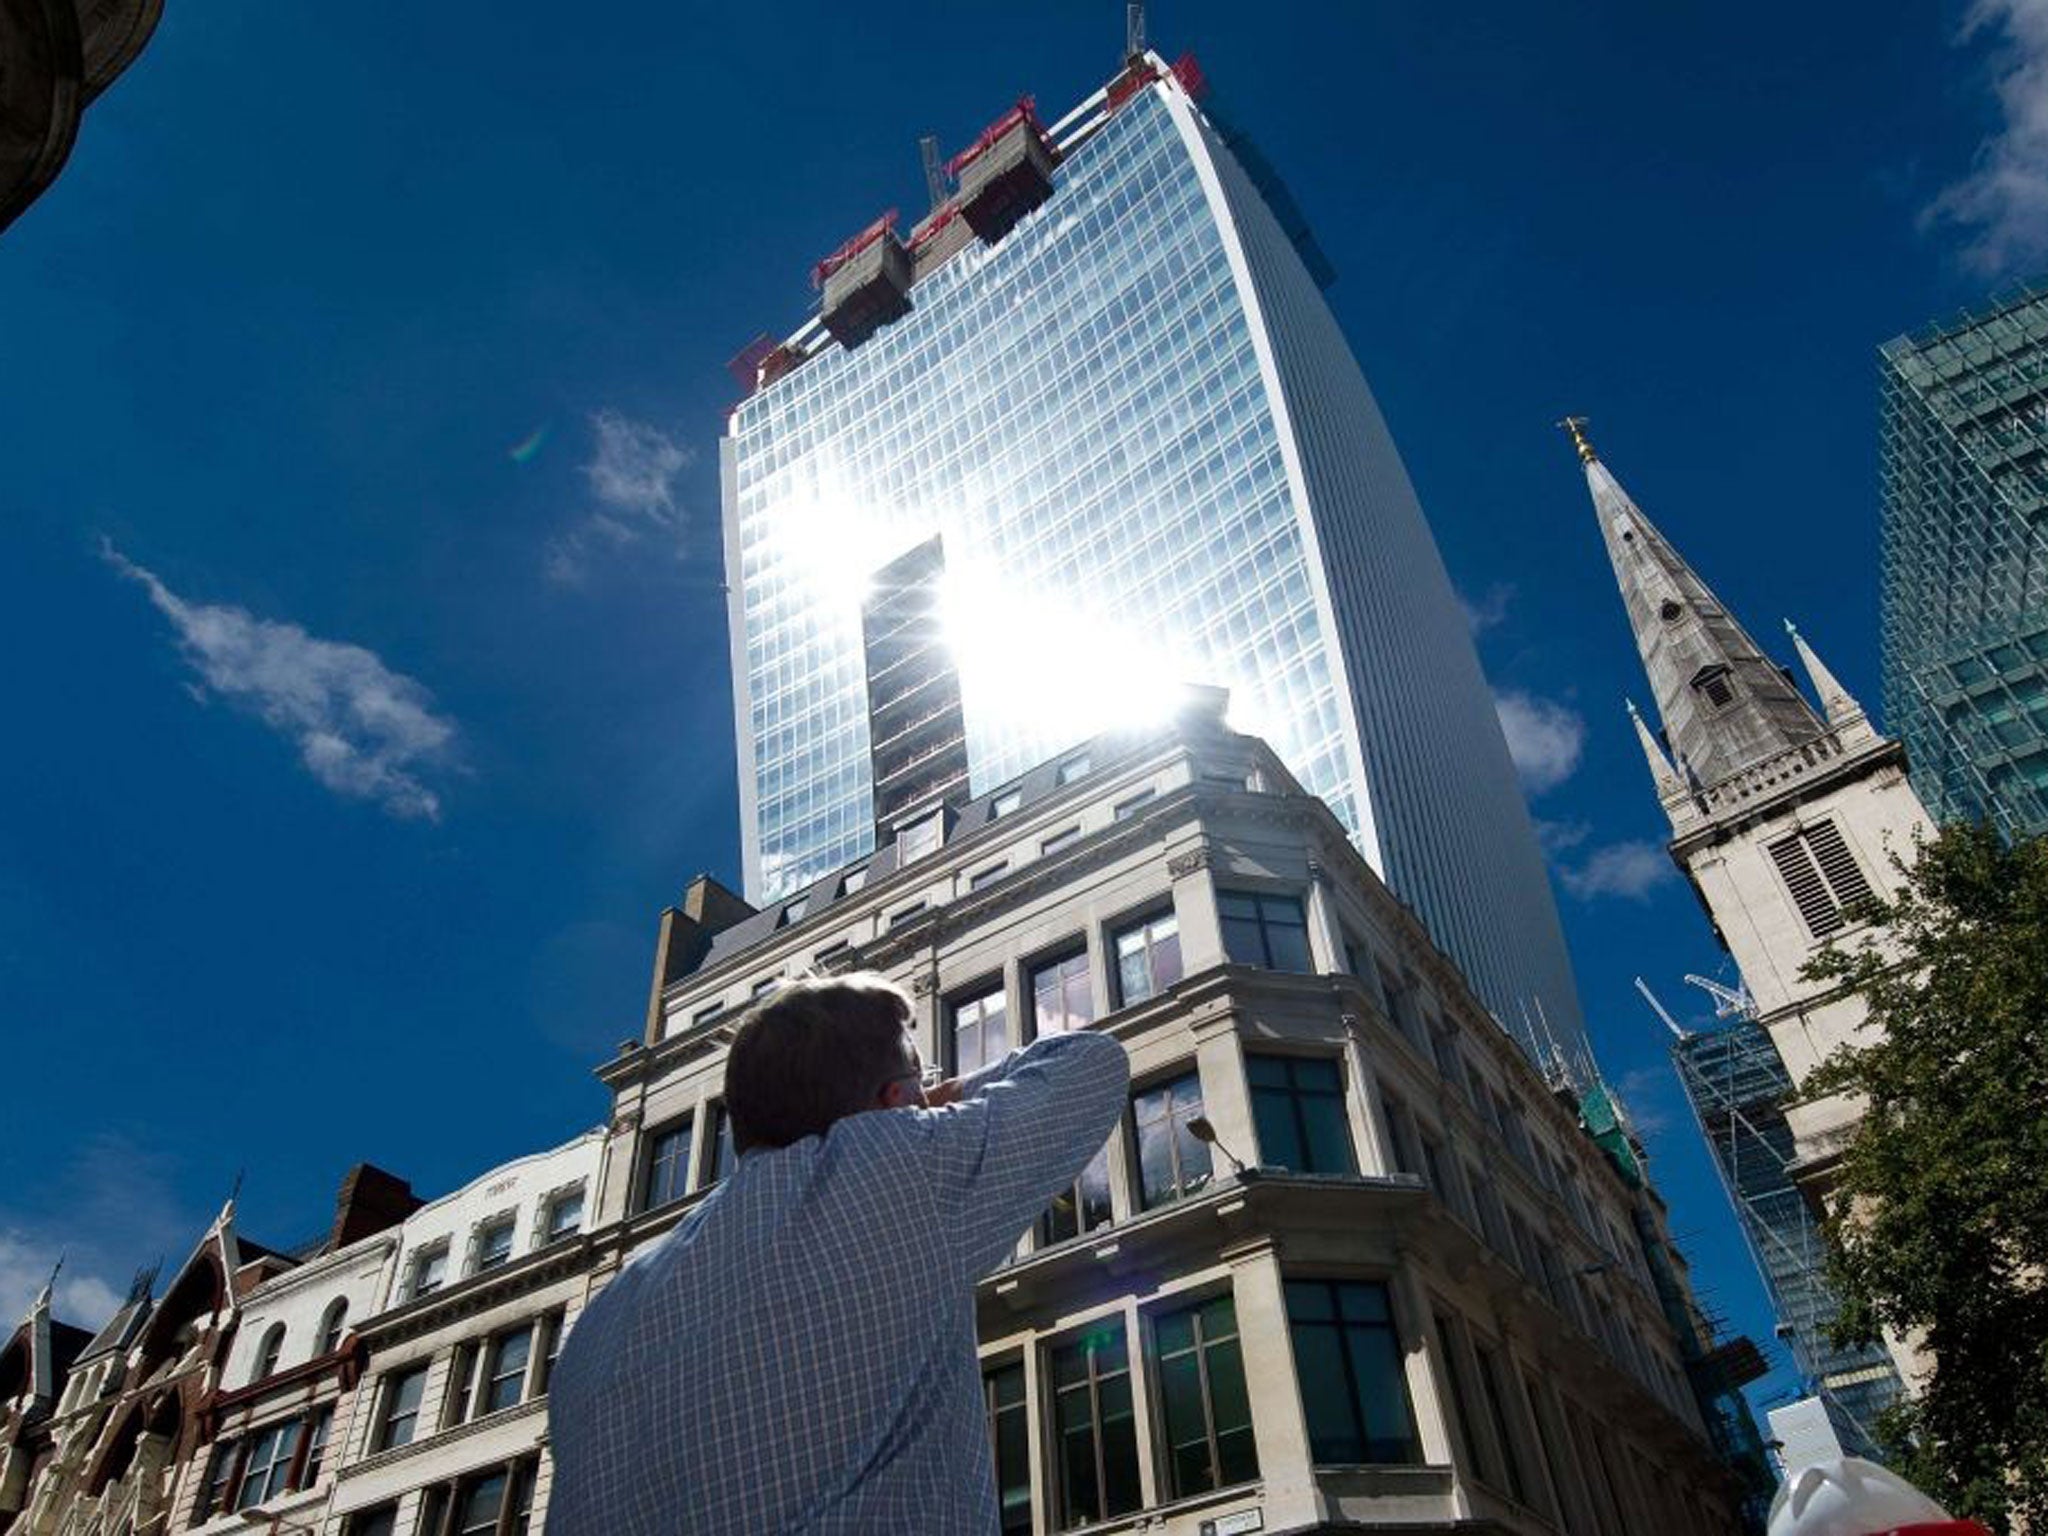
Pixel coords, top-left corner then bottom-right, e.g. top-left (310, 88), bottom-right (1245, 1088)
top-left (1643, 977), bottom-right (1907, 1461)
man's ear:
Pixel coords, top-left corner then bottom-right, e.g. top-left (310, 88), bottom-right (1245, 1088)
top-left (878, 1078), bottom-right (918, 1110)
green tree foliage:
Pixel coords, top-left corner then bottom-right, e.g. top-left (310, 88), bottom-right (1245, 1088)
top-left (1803, 823), bottom-right (2048, 1532)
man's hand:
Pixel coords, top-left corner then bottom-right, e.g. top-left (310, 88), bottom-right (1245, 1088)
top-left (924, 1077), bottom-right (966, 1108)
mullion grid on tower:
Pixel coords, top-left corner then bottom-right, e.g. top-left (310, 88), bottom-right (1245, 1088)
top-left (1669, 1019), bottom-right (1897, 1455)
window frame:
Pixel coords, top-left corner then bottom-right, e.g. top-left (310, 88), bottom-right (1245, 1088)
top-left (542, 1184), bottom-right (586, 1244)
top-left (948, 979), bottom-right (1011, 1076)
top-left (1246, 1052), bottom-right (1357, 1175)
top-left (250, 1321), bottom-right (285, 1383)
top-left (1131, 1068), bottom-right (1213, 1209)
top-left (375, 1361), bottom-right (430, 1451)
top-left (1038, 1137), bottom-right (1116, 1247)
top-left (1216, 887), bottom-right (1313, 973)
top-left (1028, 944), bottom-right (1094, 1039)
top-left (1110, 907), bottom-right (1182, 1008)
top-left (983, 1356), bottom-right (1034, 1536)
top-left (1284, 1277), bottom-right (1421, 1466)
top-left (1149, 1291), bottom-right (1259, 1499)
top-left (407, 1242), bottom-right (450, 1300)
top-left (316, 1297), bottom-right (349, 1355)
top-left (471, 1212), bottom-right (517, 1275)
top-left (1047, 1319), bottom-right (1142, 1530)
top-left (639, 1114), bottom-right (695, 1213)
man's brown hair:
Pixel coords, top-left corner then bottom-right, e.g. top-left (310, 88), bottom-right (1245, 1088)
top-left (723, 973), bottom-right (916, 1153)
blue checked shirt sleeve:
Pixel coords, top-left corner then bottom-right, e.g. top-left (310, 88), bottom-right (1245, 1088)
top-left (919, 1031), bottom-right (1130, 1277)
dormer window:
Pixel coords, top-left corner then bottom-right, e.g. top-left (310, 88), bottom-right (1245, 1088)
top-left (1658, 599), bottom-right (1683, 623)
top-left (1691, 663), bottom-right (1735, 710)
top-left (897, 811), bottom-right (944, 865)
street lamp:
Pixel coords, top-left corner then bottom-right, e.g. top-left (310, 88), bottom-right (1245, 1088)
top-left (1188, 1116), bottom-right (1250, 1176)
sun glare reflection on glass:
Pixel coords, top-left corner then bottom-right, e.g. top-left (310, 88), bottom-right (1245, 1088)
top-left (938, 564), bottom-right (1194, 750)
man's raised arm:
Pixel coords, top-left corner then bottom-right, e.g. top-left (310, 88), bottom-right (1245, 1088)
top-left (918, 1031), bottom-right (1130, 1277)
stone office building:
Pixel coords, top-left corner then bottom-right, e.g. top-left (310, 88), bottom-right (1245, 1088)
top-left (8, 707), bottom-right (1753, 1535)
top-left (597, 700), bottom-right (1749, 1536)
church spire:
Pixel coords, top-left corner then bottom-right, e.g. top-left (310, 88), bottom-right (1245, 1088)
top-left (1563, 422), bottom-right (1826, 790)
top-left (1627, 697), bottom-right (1686, 803)
top-left (1785, 619), bottom-right (1870, 735)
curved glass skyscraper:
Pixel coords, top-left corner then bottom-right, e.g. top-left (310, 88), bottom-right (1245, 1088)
top-left (722, 57), bottom-right (1588, 1066)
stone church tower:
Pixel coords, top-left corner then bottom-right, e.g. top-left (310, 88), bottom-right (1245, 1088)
top-left (1565, 420), bottom-right (1935, 1204)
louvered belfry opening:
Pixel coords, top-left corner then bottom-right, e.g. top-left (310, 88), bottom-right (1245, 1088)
top-left (1767, 821), bottom-right (1875, 938)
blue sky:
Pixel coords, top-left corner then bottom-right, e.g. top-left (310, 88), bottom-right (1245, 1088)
top-left (4, 0), bottom-right (2044, 1417)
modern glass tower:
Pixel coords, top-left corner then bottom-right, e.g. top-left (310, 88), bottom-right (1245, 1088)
top-left (1670, 1008), bottom-right (1903, 1459)
top-left (1880, 282), bottom-right (2048, 839)
top-left (722, 54), bottom-right (1589, 1066)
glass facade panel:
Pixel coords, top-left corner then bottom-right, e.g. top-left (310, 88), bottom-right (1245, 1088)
top-left (731, 92), bottom-right (1353, 905)
top-left (725, 70), bottom-right (1590, 1073)
top-left (1881, 289), bottom-right (2048, 839)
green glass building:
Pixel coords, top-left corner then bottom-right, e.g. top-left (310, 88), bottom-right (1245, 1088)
top-left (1879, 283), bottom-right (2048, 838)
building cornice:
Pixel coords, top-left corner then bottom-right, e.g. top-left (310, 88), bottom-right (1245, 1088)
top-left (354, 1241), bottom-right (592, 1349)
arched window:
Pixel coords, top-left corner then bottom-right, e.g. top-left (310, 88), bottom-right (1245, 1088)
top-left (252, 1322), bottom-right (285, 1383)
top-left (316, 1298), bottom-right (349, 1356)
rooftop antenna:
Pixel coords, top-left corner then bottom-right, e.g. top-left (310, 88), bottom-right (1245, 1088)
top-left (919, 134), bottom-right (947, 212)
top-left (1531, 995), bottom-right (1575, 1088)
top-left (1126, 0), bottom-right (1145, 61)
top-left (1634, 976), bottom-right (1690, 1041)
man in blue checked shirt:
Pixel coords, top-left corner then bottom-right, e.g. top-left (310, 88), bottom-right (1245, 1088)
top-left (547, 971), bottom-right (1130, 1534)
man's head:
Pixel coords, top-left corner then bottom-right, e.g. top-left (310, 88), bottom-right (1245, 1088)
top-left (723, 972), bottom-right (924, 1153)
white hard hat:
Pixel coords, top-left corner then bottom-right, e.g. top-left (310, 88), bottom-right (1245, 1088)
top-left (1766, 1457), bottom-right (1950, 1536)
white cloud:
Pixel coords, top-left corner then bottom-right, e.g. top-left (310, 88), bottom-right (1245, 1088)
top-left (1925, 0), bottom-right (2048, 273)
top-left (546, 411), bottom-right (693, 585)
top-left (0, 1232), bottom-right (125, 1331)
top-left (1494, 690), bottom-right (1585, 795)
top-left (1457, 583), bottom-right (1514, 635)
top-left (0, 1135), bottom-right (206, 1331)
top-left (1535, 818), bottom-right (1591, 856)
top-left (104, 543), bottom-right (458, 820)
top-left (1558, 839), bottom-right (1677, 902)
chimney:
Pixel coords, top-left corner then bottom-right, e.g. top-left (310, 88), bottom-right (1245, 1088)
top-left (644, 876), bottom-right (758, 1040)
top-left (328, 1165), bottom-right (423, 1250)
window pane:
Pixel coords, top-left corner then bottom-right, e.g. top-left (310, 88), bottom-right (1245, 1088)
top-left (1288, 1281), bottom-right (1417, 1466)
top-left (1302, 1096), bottom-right (1356, 1176)
top-left (1160, 1353), bottom-right (1208, 1493)
top-left (1150, 917), bottom-right (1183, 989)
top-left (1292, 1321), bottom-right (1363, 1462)
top-left (486, 1326), bottom-right (533, 1413)
top-left (645, 1119), bottom-right (692, 1210)
top-left (985, 1363), bottom-right (1032, 1536)
top-left (1345, 1325), bottom-right (1418, 1463)
top-left (1220, 913), bottom-right (1264, 965)
top-left (458, 1471), bottom-right (507, 1535)
top-left (1251, 1084), bottom-right (1306, 1170)
top-left (547, 1188), bottom-right (585, 1239)
top-left (1098, 1371), bottom-right (1141, 1517)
